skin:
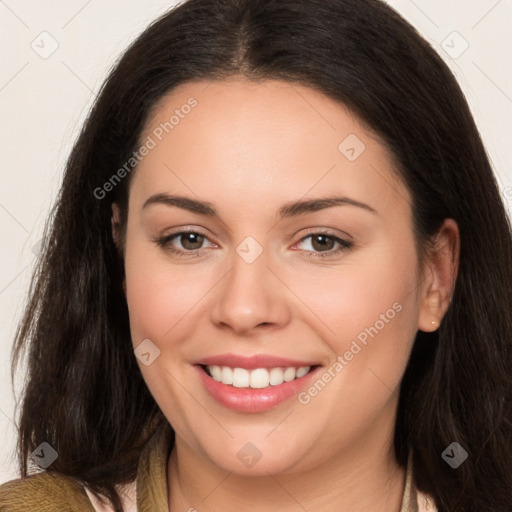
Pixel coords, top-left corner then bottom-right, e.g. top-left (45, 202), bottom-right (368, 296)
top-left (112, 77), bottom-right (459, 511)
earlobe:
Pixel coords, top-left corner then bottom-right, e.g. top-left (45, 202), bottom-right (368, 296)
top-left (418, 289), bottom-right (442, 332)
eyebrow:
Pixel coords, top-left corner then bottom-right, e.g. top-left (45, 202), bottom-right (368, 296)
top-left (142, 193), bottom-right (378, 219)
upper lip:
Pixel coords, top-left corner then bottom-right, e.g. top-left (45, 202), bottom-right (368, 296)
top-left (193, 354), bottom-right (320, 369)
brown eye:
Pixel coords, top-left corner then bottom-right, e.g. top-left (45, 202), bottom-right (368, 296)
top-left (310, 234), bottom-right (336, 252)
top-left (154, 229), bottom-right (215, 257)
top-left (176, 232), bottom-right (205, 251)
top-left (296, 232), bottom-right (353, 259)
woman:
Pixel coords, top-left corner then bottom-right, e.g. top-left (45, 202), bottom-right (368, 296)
top-left (1, 0), bottom-right (511, 510)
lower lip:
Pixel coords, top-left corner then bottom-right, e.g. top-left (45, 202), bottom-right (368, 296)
top-left (195, 365), bottom-right (321, 413)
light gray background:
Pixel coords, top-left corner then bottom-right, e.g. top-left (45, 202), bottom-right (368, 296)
top-left (1, 0), bottom-right (511, 483)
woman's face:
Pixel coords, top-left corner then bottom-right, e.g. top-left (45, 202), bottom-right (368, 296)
top-left (116, 78), bottom-right (449, 476)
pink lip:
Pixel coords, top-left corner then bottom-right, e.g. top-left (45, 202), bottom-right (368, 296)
top-left (194, 364), bottom-right (322, 413)
top-left (193, 353), bottom-right (319, 369)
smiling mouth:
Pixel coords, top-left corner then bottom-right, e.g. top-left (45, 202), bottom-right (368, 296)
top-left (201, 364), bottom-right (318, 389)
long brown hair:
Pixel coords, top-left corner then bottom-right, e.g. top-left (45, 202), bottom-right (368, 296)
top-left (11, 0), bottom-right (512, 510)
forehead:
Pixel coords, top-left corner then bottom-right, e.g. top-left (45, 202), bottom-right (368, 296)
top-left (129, 78), bottom-right (411, 222)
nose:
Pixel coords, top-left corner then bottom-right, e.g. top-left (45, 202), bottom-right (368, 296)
top-left (209, 245), bottom-right (291, 336)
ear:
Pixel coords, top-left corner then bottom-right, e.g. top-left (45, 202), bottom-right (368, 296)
top-left (417, 218), bottom-right (460, 332)
top-left (111, 202), bottom-right (126, 295)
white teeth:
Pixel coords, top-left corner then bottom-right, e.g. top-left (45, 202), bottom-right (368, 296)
top-left (221, 366), bottom-right (233, 385)
top-left (283, 367), bottom-right (296, 382)
top-left (250, 368), bottom-right (270, 388)
top-left (269, 367), bottom-right (284, 386)
top-left (232, 368), bottom-right (250, 388)
top-left (206, 365), bottom-right (311, 388)
top-left (210, 365), bottom-right (222, 382)
top-left (296, 366), bottom-right (310, 378)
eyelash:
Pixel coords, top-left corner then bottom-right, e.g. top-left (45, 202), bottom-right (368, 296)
top-left (153, 228), bottom-right (354, 259)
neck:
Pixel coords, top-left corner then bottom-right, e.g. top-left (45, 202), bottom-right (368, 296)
top-left (167, 428), bottom-right (406, 512)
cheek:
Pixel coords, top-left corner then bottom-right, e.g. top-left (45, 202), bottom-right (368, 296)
top-left (288, 233), bottom-right (420, 419)
top-left (122, 243), bottom-right (209, 423)
top-left (287, 256), bottom-right (419, 451)
top-left (122, 226), bottom-right (214, 346)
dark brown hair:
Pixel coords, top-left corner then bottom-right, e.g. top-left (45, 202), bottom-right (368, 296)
top-left (10, 0), bottom-right (512, 510)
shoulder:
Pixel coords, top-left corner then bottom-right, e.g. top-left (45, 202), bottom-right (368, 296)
top-left (0, 472), bottom-right (95, 511)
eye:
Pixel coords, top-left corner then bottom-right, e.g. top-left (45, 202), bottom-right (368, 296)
top-left (295, 232), bottom-right (353, 258)
top-left (154, 229), bottom-right (215, 257)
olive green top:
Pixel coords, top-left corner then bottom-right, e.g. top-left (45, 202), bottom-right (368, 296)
top-left (0, 422), bottom-right (437, 511)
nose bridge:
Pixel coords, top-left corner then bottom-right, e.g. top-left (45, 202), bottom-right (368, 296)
top-left (210, 234), bottom-right (286, 333)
